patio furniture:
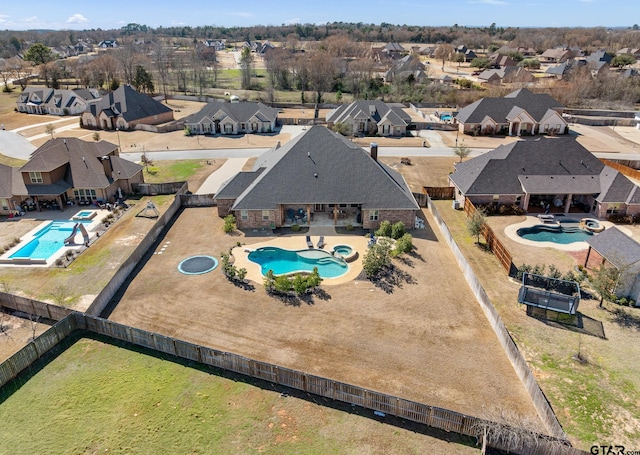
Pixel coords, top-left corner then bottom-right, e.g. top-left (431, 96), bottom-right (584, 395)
top-left (306, 235), bottom-right (313, 248)
top-left (317, 236), bottom-right (325, 249)
top-left (287, 208), bottom-right (296, 223)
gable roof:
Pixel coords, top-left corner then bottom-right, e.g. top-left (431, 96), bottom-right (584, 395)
top-left (0, 164), bottom-right (13, 198)
top-left (218, 126), bottom-right (419, 211)
top-left (326, 100), bottom-right (411, 126)
top-left (455, 88), bottom-right (563, 125)
top-left (20, 137), bottom-right (140, 192)
top-left (87, 85), bottom-right (172, 121)
top-left (449, 137), bottom-right (606, 195)
top-left (183, 101), bottom-right (278, 125)
top-left (586, 227), bottom-right (640, 269)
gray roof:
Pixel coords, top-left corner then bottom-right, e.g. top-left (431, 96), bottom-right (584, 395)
top-left (19, 138), bottom-right (141, 193)
top-left (450, 137), bottom-right (605, 195)
top-left (455, 88), bottom-right (563, 125)
top-left (87, 85), bottom-right (172, 122)
top-left (217, 126), bottom-right (419, 211)
top-left (586, 227), bottom-right (640, 269)
top-left (214, 169), bottom-right (264, 199)
top-left (183, 101), bottom-right (278, 125)
top-left (326, 100), bottom-right (411, 126)
top-left (450, 137), bottom-right (640, 202)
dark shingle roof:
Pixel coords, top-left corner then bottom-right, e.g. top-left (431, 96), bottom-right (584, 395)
top-left (183, 101), bottom-right (278, 125)
top-left (218, 126), bottom-right (418, 211)
top-left (449, 137), bottom-right (605, 195)
top-left (455, 88), bottom-right (563, 124)
top-left (19, 138), bottom-right (138, 192)
top-left (586, 227), bottom-right (640, 269)
top-left (0, 164), bottom-right (13, 198)
top-left (89, 85), bottom-right (172, 122)
top-left (326, 100), bottom-right (411, 126)
top-left (214, 169), bottom-right (264, 199)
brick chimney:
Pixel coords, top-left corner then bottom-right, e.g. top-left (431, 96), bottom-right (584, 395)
top-left (370, 142), bottom-right (378, 161)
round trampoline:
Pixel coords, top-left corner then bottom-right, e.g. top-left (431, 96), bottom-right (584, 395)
top-left (178, 255), bottom-right (218, 275)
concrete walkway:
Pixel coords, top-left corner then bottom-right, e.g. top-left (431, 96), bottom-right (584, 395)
top-left (195, 157), bottom-right (248, 194)
top-left (0, 131), bottom-right (36, 160)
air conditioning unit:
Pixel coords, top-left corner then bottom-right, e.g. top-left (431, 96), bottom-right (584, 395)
top-left (452, 200), bottom-right (460, 210)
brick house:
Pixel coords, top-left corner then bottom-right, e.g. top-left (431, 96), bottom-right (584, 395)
top-left (214, 126), bottom-right (419, 230)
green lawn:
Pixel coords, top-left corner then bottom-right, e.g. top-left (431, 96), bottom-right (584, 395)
top-left (0, 337), bottom-right (478, 454)
top-left (142, 160), bottom-right (205, 183)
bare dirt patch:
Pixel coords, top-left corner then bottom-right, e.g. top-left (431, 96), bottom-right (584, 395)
top-left (0, 312), bottom-right (49, 362)
top-left (107, 206), bottom-right (544, 432)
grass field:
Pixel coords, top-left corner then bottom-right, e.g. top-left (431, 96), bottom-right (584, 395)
top-left (0, 336), bottom-right (479, 454)
top-left (432, 200), bottom-right (640, 450)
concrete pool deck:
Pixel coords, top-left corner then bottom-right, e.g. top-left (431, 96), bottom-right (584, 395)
top-left (231, 233), bottom-right (369, 285)
top-left (0, 209), bottom-right (112, 267)
top-left (504, 215), bottom-right (633, 252)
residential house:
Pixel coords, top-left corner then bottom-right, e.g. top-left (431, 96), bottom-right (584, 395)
top-left (6, 137), bottom-right (143, 212)
top-left (616, 47), bottom-right (640, 59)
top-left (81, 85), bottom-right (174, 131)
top-left (477, 67), bottom-right (535, 85)
top-left (326, 100), bottom-right (411, 137)
top-left (585, 228), bottom-right (640, 304)
top-left (17, 87), bottom-right (100, 115)
top-left (204, 39), bottom-right (226, 51)
top-left (384, 55), bottom-right (427, 83)
top-left (214, 126), bottom-right (419, 230)
top-left (490, 54), bottom-right (518, 68)
top-left (183, 101), bottom-right (279, 135)
top-left (449, 137), bottom-right (640, 218)
top-left (540, 47), bottom-right (574, 63)
top-left (455, 45), bottom-right (477, 62)
top-left (585, 49), bottom-right (613, 64)
top-left (98, 40), bottom-right (118, 48)
top-left (454, 88), bottom-right (567, 136)
top-left (545, 61), bottom-right (572, 79)
top-left (384, 42), bottom-right (405, 58)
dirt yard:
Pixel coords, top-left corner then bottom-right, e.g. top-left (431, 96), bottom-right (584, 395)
top-left (107, 206), bottom-right (544, 432)
top-left (0, 312), bottom-right (50, 362)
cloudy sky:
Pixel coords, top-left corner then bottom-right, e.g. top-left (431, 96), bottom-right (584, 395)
top-left (0, 0), bottom-right (635, 30)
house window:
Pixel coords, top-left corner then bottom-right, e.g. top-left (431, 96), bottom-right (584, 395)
top-left (339, 204), bottom-right (347, 208)
top-left (350, 204), bottom-right (359, 208)
top-left (73, 189), bottom-right (97, 201)
top-left (262, 210), bottom-right (270, 220)
top-left (240, 210), bottom-right (248, 220)
top-left (29, 172), bottom-right (43, 184)
top-left (493, 195), bottom-right (499, 202)
top-left (314, 204), bottom-right (325, 211)
top-left (241, 123), bottom-right (246, 130)
top-left (369, 210), bottom-right (379, 221)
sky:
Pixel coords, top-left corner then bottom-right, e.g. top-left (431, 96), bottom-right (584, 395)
top-left (0, 0), bottom-right (637, 31)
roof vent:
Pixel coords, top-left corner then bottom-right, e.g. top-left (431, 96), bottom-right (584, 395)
top-left (370, 142), bottom-right (378, 161)
top-left (314, 173), bottom-right (318, 178)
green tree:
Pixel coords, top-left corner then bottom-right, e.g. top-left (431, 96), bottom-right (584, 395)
top-left (223, 214), bottom-right (237, 234)
top-left (470, 57), bottom-right (492, 70)
top-left (518, 58), bottom-right (541, 70)
top-left (24, 43), bottom-right (54, 66)
top-left (92, 132), bottom-right (101, 142)
top-left (453, 144), bottom-right (471, 162)
top-left (362, 242), bottom-right (391, 278)
top-left (375, 220), bottom-right (392, 237)
top-left (133, 65), bottom-right (155, 93)
top-left (391, 221), bottom-right (405, 240)
top-left (591, 265), bottom-right (620, 308)
top-left (453, 52), bottom-right (465, 69)
top-left (466, 208), bottom-right (487, 245)
top-left (611, 54), bottom-right (636, 68)
top-left (239, 47), bottom-right (253, 90)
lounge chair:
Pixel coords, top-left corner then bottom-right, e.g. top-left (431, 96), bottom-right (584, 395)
top-left (306, 235), bottom-right (313, 248)
top-left (317, 236), bottom-right (325, 249)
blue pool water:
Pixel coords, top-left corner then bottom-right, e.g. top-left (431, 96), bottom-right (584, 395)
top-left (332, 245), bottom-right (353, 256)
top-left (517, 224), bottom-right (593, 244)
top-left (248, 246), bottom-right (348, 278)
top-left (9, 221), bottom-right (88, 260)
top-left (440, 115), bottom-right (453, 121)
top-left (76, 211), bottom-right (92, 217)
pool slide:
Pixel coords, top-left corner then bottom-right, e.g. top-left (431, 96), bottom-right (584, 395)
top-left (64, 223), bottom-right (90, 246)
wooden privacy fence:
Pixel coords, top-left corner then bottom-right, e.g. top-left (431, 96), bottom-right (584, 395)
top-left (464, 198), bottom-right (515, 275)
top-left (600, 159), bottom-right (640, 181)
top-left (412, 192), bottom-right (428, 208)
top-left (423, 186), bottom-right (455, 200)
top-left (180, 193), bottom-right (216, 207)
top-left (0, 311), bottom-right (582, 454)
top-left (428, 195), bottom-right (567, 442)
top-left (133, 181), bottom-right (188, 196)
top-left (0, 292), bottom-right (72, 321)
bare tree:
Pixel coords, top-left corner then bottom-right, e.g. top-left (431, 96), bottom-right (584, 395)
top-left (307, 51), bottom-right (337, 104)
top-left (114, 45), bottom-right (142, 85)
top-left (347, 57), bottom-right (375, 98)
top-left (435, 44), bottom-right (455, 71)
top-left (239, 46), bottom-right (254, 90)
top-left (45, 124), bottom-right (55, 139)
top-left (8, 57), bottom-right (33, 90)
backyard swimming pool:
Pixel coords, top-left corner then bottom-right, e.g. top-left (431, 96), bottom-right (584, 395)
top-left (9, 221), bottom-right (89, 261)
top-left (248, 246), bottom-right (348, 278)
top-left (516, 224), bottom-right (593, 244)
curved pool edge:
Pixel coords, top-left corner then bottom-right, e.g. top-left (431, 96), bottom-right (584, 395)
top-left (230, 235), bottom-right (368, 286)
top-left (248, 246), bottom-right (349, 279)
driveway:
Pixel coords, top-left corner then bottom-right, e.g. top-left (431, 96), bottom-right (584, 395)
top-left (196, 157), bottom-right (249, 194)
top-left (0, 131), bottom-right (36, 160)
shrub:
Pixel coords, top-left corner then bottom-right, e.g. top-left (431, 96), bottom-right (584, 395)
top-left (608, 213), bottom-right (634, 224)
top-left (345, 224), bottom-right (354, 231)
top-left (264, 267), bottom-right (322, 296)
top-left (223, 214), bottom-right (236, 234)
top-left (363, 242), bottom-right (391, 277)
top-left (394, 233), bottom-right (413, 255)
top-left (391, 221), bottom-right (405, 240)
top-left (291, 224), bottom-right (301, 232)
top-left (375, 220), bottom-right (392, 238)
